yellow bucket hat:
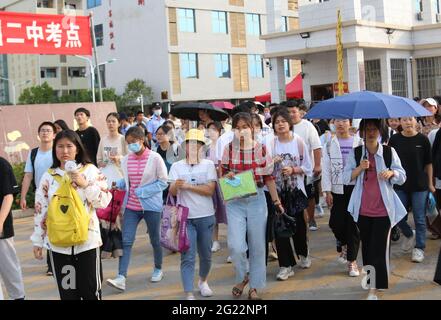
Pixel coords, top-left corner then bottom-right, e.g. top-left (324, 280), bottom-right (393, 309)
top-left (185, 129), bottom-right (205, 144)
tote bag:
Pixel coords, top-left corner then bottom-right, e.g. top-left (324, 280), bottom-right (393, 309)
top-left (160, 194), bottom-right (190, 253)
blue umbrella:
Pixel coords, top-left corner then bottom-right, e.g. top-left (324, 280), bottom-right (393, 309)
top-left (305, 91), bottom-right (432, 119)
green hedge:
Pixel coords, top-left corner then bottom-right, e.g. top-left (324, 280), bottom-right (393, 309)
top-left (12, 162), bottom-right (35, 210)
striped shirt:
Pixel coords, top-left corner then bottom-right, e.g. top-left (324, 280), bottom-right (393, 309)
top-left (126, 148), bottom-right (150, 211)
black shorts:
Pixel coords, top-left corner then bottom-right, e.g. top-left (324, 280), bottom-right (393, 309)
top-left (305, 178), bottom-right (321, 202)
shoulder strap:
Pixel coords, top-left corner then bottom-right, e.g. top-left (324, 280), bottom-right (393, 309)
top-left (30, 148), bottom-right (39, 189)
top-left (30, 148), bottom-right (38, 169)
top-left (354, 145), bottom-right (363, 167)
top-left (48, 169), bottom-right (63, 184)
top-left (382, 145), bottom-right (392, 169)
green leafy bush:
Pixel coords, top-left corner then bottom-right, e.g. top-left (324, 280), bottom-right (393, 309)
top-left (12, 162), bottom-right (34, 210)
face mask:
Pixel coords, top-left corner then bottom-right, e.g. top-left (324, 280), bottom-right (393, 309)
top-left (128, 142), bottom-right (142, 153)
top-left (154, 109), bottom-right (162, 116)
top-left (264, 112), bottom-right (271, 119)
top-left (329, 124), bottom-right (336, 133)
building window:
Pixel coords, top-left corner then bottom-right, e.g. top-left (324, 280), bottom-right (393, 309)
top-left (416, 57), bottom-right (441, 98)
top-left (246, 13), bottom-right (261, 36)
top-left (284, 59), bottom-right (291, 77)
top-left (41, 67), bottom-right (57, 78)
top-left (416, 0), bottom-right (423, 12)
top-left (37, 0), bottom-right (53, 8)
top-left (212, 11), bottom-right (227, 34)
top-left (436, 0), bottom-right (441, 14)
top-left (68, 67), bottom-right (86, 78)
top-left (94, 65), bottom-right (106, 87)
top-left (87, 0), bottom-right (102, 9)
top-left (248, 54), bottom-right (263, 78)
top-left (180, 53), bottom-right (198, 78)
top-left (94, 24), bottom-right (103, 47)
top-left (364, 60), bottom-right (382, 92)
top-left (280, 16), bottom-right (288, 32)
top-left (178, 8), bottom-right (196, 33)
top-left (215, 54), bottom-right (230, 78)
top-left (391, 59), bottom-right (408, 97)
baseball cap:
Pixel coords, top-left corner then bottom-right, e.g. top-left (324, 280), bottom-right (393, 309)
top-left (421, 98), bottom-right (438, 107)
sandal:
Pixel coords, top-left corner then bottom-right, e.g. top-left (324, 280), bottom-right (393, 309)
top-left (232, 277), bottom-right (249, 297)
top-left (248, 288), bottom-right (262, 300)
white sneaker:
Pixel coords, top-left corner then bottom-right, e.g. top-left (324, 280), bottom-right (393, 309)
top-left (299, 255), bottom-right (312, 269)
top-left (412, 248), bottom-right (424, 263)
top-left (268, 243), bottom-right (279, 261)
top-left (337, 246), bottom-right (347, 264)
top-left (226, 256), bottom-right (232, 263)
top-left (309, 221), bottom-right (318, 231)
top-left (150, 268), bottom-right (163, 282)
top-left (367, 293), bottom-right (378, 300)
top-left (401, 230), bottom-right (416, 252)
top-left (186, 293), bottom-right (196, 300)
top-left (348, 261), bottom-right (360, 277)
top-left (198, 280), bottom-right (213, 297)
top-left (211, 241), bottom-right (221, 253)
top-left (276, 267), bottom-right (294, 281)
top-left (106, 275), bottom-right (126, 291)
top-left (315, 204), bottom-right (325, 218)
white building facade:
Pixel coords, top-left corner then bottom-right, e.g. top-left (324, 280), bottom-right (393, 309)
top-left (87, 0), bottom-right (301, 103)
top-left (263, 0), bottom-right (441, 104)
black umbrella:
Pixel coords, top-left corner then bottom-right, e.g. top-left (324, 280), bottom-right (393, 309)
top-left (171, 102), bottom-right (230, 121)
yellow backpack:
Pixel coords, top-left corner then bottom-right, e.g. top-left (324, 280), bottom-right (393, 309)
top-left (46, 167), bottom-right (91, 247)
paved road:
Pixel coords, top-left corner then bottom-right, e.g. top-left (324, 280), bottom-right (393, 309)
top-left (4, 212), bottom-right (441, 300)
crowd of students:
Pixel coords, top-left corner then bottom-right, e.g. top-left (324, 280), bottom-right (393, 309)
top-left (1, 97), bottom-right (441, 300)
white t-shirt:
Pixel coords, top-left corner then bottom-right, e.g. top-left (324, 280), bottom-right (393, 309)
top-left (293, 120), bottom-right (321, 184)
top-left (273, 136), bottom-right (312, 196)
top-left (168, 159), bottom-right (217, 219)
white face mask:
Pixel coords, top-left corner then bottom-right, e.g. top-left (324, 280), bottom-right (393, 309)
top-left (154, 109), bottom-right (162, 116)
top-left (329, 124), bottom-right (336, 133)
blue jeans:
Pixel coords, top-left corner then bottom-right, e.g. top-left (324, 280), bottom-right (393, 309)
top-left (180, 215), bottom-right (215, 293)
top-left (226, 188), bottom-right (267, 289)
top-left (118, 208), bottom-right (163, 277)
top-left (396, 190), bottom-right (428, 250)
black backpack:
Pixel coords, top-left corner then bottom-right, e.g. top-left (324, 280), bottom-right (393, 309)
top-left (30, 147), bottom-right (39, 190)
top-left (354, 145), bottom-right (392, 169)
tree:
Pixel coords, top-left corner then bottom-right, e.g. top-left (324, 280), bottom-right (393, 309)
top-left (119, 79), bottom-right (153, 110)
top-left (18, 82), bottom-right (57, 104)
top-left (102, 88), bottom-right (119, 102)
top-left (58, 89), bottom-right (92, 103)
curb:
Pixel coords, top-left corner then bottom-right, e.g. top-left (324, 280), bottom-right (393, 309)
top-left (13, 209), bottom-right (34, 219)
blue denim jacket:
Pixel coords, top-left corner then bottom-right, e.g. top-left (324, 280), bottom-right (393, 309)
top-left (118, 152), bottom-right (168, 212)
top-left (343, 144), bottom-right (407, 227)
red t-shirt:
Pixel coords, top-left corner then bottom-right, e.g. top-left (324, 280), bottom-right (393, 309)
top-left (360, 153), bottom-right (388, 217)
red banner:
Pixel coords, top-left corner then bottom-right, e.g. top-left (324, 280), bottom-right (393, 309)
top-left (0, 11), bottom-right (92, 55)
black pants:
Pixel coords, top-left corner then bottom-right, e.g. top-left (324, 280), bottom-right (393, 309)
top-left (357, 215), bottom-right (391, 290)
top-left (265, 191), bottom-right (276, 264)
top-left (434, 244), bottom-right (441, 285)
top-left (329, 186), bottom-right (360, 262)
top-left (275, 210), bottom-right (308, 267)
top-left (49, 248), bottom-right (102, 300)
